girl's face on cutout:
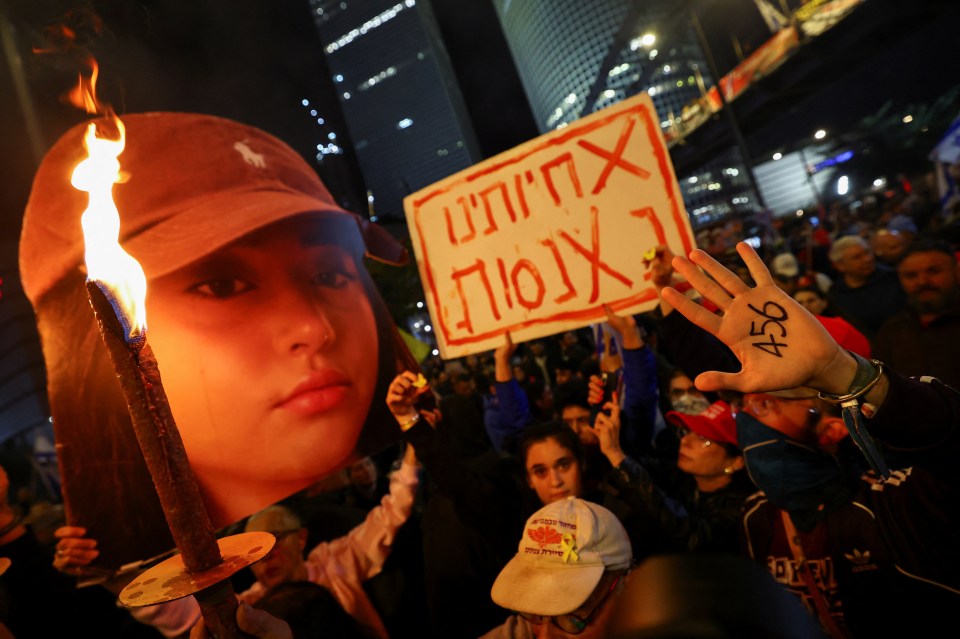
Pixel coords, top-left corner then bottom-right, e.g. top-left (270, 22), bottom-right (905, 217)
top-left (146, 218), bottom-right (378, 491)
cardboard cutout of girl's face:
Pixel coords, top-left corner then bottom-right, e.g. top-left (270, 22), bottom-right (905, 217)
top-left (146, 217), bottom-right (380, 526)
top-left (22, 113), bottom-right (410, 570)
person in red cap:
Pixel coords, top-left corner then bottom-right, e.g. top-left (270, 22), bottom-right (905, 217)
top-left (19, 112), bottom-right (415, 569)
top-left (663, 401), bottom-right (745, 490)
top-left (582, 361), bottom-right (754, 556)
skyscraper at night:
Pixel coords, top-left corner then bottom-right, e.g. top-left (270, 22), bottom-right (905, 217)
top-left (493, 0), bottom-right (757, 226)
top-left (307, 0), bottom-right (482, 221)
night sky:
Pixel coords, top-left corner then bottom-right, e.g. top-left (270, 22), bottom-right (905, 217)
top-left (0, 0), bottom-right (358, 248)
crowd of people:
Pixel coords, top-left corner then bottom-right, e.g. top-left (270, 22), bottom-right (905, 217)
top-left (1, 111), bottom-right (958, 638)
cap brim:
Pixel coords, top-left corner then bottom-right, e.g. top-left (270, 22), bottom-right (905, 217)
top-left (124, 190), bottom-right (361, 279)
top-left (664, 411), bottom-right (691, 430)
top-left (490, 554), bottom-right (604, 616)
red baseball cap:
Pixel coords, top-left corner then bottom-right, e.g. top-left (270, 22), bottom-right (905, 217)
top-left (665, 400), bottom-right (738, 447)
top-left (20, 112), bottom-right (406, 305)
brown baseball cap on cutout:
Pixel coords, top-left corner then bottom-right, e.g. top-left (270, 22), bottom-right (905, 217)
top-left (20, 111), bottom-right (406, 306)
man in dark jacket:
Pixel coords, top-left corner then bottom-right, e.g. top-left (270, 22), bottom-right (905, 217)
top-left (874, 239), bottom-right (960, 388)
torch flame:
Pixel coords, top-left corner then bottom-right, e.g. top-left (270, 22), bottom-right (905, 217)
top-left (68, 56), bottom-right (100, 114)
top-left (73, 118), bottom-right (148, 342)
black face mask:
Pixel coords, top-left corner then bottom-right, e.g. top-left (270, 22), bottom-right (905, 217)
top-left (736, 412), bottom-right (852, 530)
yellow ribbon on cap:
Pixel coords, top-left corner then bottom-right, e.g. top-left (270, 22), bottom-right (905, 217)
top-left (561, 534), bottom-right (579, 562)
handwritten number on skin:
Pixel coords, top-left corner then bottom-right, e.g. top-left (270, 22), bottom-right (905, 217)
top-left (747, 301), bottom-right (788, 357)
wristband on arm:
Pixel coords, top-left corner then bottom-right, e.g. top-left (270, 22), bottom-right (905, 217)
top-left (818, 352), bottom-right (890, 479)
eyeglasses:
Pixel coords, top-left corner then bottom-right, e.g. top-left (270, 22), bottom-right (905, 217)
top-left (516, 575), bottom-right (620, 634)
top-left (676, 426), bottom-right (713, 448)
top-left (669, 386), bottom-right (701, 398)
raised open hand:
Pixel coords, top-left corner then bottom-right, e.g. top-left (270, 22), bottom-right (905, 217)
top-left (661, 243), bottom-right (854, 395)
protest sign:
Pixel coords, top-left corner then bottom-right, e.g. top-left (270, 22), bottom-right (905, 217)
top-left (404, 92), bottom-right (695, 358)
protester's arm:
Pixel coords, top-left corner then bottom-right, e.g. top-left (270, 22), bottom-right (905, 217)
top-left (599, 305), bottom-right (659, 452)
top-left (491, 333), bottom-right (532, 443)
top-left (861, 371), bottom-right (959, 463)
top-left (387, 372), bottom-right (520, 525)
top-left (492, 380), bottom-right (531, 432)
top-left (306, 442), bottom-right (419, 581)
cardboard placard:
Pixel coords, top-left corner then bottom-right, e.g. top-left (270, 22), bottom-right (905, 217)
top-left (404, 93), bottom-right (695, 358)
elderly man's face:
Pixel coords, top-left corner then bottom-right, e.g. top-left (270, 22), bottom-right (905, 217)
top-left (834, 243), bottom-right (875, 279)
top-left (246, 510), bottom-right (308, 589)
top-left (899, 251), bottom-right (959, 314)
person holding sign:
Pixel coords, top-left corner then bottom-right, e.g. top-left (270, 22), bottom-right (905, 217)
top-left (661, 242), bottom-right (959, 637)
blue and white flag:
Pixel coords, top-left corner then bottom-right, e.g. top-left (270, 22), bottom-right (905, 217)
top-left (930, 113), bottom-right (960, 213)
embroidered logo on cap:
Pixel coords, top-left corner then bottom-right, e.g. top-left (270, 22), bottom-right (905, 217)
top-left (234, 141), bottom-right (266, 168)
top-left (527, 525), bottom-right (562, 549)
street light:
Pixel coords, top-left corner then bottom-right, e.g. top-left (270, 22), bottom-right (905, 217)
top-left (814, 129), bottom-right (827, 140)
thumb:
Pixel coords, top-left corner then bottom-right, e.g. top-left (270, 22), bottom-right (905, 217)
top-left (695, 370), bottom-right (744, 394)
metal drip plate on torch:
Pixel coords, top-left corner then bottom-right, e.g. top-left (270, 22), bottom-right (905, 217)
top-left (119, 531), bottom-right (275, 607)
